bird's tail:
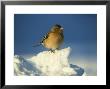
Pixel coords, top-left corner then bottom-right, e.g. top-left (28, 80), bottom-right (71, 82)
top-left (32, 42), bottom-right (42, 47)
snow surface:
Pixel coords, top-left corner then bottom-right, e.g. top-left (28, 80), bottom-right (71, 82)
top-left (14, 47), bottom-right (85, 76)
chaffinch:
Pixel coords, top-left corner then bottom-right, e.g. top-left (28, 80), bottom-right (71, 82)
top-left (33, 24), bottom-right (64, 52)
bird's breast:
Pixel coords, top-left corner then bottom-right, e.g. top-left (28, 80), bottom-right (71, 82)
top-left (43, 33), bottom-right (63, 49)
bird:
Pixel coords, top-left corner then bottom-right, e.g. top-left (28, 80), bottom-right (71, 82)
top-left (33, 24), bottom-right (64, 52)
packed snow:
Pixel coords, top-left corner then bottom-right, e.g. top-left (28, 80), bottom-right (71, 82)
top-left (14, 47), bottom-right (85, 76)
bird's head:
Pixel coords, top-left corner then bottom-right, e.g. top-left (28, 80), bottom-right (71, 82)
top-left (51, 24), bottom-right (64, 33)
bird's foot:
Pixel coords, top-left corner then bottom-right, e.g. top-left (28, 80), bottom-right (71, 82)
top-left (49, 49), bottom-right (55, 53)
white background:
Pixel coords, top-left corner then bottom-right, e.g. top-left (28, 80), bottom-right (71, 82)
top-left (5, 5), bottom-right (106, 85)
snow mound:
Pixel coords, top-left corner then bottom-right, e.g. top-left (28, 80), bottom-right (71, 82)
top-left (14, 55), bottom-right (41, 76)
top-left (14, 47), bottom-right (85, 76)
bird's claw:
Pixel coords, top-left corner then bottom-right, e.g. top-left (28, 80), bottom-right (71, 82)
top-left (49, 49), bottom-right (55, 53)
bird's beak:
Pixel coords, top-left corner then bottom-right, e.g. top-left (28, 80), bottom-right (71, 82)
top-left (60, 27), bottom-right (64, 30)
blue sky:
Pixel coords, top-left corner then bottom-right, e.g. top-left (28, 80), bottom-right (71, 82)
top-left (14, 14), bottom-right (97, 59)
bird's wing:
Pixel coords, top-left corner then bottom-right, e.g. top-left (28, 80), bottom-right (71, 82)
top-left (41, 32), bottom-right (50, 43)
top-left (32, 32), bottom-right (51, 47)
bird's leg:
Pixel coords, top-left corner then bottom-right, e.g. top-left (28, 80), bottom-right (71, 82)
top-left (49, 49), bottom-right (55, 53)
top-left (56, 48), bottom-right (60, 50)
